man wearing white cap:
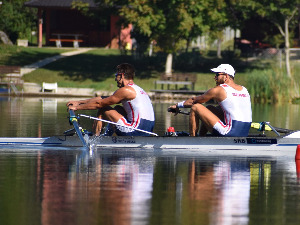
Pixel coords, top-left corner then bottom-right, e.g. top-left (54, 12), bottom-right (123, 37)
top-left (168, 64), bottom-right (252, 136)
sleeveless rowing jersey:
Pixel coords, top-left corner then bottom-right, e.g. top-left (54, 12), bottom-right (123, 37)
top-left (121, 83), bottom-right (155, 128)
top-left (213, 84), bottom-right (252, 136)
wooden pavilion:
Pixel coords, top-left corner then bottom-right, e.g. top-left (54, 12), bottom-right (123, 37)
top-left (24, 0), bottom-right (132, 49)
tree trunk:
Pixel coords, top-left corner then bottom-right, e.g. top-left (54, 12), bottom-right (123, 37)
top-left (0, 31), bottom-right (13, 45)
top-left (186, 38), bottom-right (190, 53)
top-left (217, 38), bottom-right (222, 58)
top-left (165, 53), bottom-right (173, 76)
top-left (149, 41), bottom-right (153, 57)
top-left (284, 18), bottom-right (291, 78)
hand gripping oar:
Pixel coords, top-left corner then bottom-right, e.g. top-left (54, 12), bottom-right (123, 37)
top-left (78, 114), bottom-right (158, 136)
top-left (167, 107), bottom-right (190, 115)
top-left (69, 110), bottom-right (89, 147)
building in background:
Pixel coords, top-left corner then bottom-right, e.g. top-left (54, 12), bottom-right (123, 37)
top-left (24, 0), bottom-right (132, 49)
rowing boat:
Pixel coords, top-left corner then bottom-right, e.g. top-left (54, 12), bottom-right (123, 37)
top-left (0, 132), bottom-right (300, 155)
top-left (1, 128), bottom-right (300, 152)
top-left (0, 110), bottom-right (300, 155)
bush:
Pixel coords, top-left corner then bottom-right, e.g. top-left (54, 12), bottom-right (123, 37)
top-left (246, 67), bottom-right (291, 103)
top-left (0, 1), bottom-right (37, 43)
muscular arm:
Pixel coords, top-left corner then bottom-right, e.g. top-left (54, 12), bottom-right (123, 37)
top-left (66, 98), bottom-right (94, 107)
top-left (192, 86), bottom-right (226, 104)
top-left (68, 86), bottom-right (136, 110)
top-left (168, 86), bottom-right (226, 114)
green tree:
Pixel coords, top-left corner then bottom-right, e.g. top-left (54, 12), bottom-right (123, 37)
top-left (102, 0), bottom-right (208, 75)
top-left (0, 0), bottom-right (37, 43)
top-left (203, 0), bottom-right (228, 58)
top-left (225, 0), bottom-right (254, 49)
top-left (252, 0), bottom-right (300, 78)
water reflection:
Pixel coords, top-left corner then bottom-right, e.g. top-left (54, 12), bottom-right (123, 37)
top-left (186, 159), bottom-right (251, 225)
top-left (1, 98), bottom-right (300, 225)
top-left (1, 149), bottom-right (299, 225)
top-left (39, 149), bottom-right (155, 225)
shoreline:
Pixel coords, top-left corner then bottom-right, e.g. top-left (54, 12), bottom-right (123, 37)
top-left (0, 91), bottom-right (196, 101)
top-left (0, 82), bottom-right (199, 100)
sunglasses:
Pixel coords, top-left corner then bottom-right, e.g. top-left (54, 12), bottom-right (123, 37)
top-left (215, 72), bottom-right (226, 77)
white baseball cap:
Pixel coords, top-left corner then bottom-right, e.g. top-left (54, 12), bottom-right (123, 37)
top-left (211, 64), bottom-right (235, 77)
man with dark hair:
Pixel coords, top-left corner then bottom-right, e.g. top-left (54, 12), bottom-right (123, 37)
top-left (168, 64), bottom-right (252, 137)
top-left (67, 63), bottom-right (155, 136)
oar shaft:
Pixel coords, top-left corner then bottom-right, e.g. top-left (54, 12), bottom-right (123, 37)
top-left (79, 114), bottom-right (158, 136)
top-left (69, 110), bottom-right (88, 147)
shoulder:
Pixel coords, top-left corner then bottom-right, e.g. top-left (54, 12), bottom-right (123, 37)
top-left (115, 84), bottom-right (136, 92)
top-left (114, 85), bottom-right (136, 100)
top-left (207, 85), bottom-right (225, 94)
top-left (204, 85), bottom-right (227, 102)
top-left (231, 83), bottom-right (244, 91)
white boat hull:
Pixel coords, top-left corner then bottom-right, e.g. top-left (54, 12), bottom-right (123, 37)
top-left (92, 135), bottom-right (299, 150)
top-left (1, 133), bottom-right (299, 155)
top-left (0, 136), bottom-right (83, 148)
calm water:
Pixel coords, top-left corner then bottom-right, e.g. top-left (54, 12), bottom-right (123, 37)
top-left (1, 97), bottom-right (300, 225)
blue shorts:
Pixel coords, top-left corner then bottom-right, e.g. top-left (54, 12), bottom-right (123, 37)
top-left (212, 120), bottom-right (251, 137)
top-left (104, 118), bottom-right (155, 136)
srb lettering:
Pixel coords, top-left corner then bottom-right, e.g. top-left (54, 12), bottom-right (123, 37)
top-left (234, 139), bottom-right (245, 143)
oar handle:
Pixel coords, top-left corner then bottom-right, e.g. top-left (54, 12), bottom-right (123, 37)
top-left (167, 108), bottom-right (190, 115)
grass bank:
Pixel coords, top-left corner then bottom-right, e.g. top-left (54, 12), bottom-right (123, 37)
top-left (0, 45), bottom-right (71, 66)
top-left (1, 45), bottom-right (299, 102)
top-left (23, 48), bottom-right (220, 92)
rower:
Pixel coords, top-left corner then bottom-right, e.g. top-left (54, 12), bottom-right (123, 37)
top-left (168, 64), bottom-right (252, 137)
top-left (67, 63), bottom-right (155, 136)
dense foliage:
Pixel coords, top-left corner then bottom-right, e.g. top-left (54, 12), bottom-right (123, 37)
top-left (101, 0), bottom-right (299, 52)
top-left (1, 0), bottom-right (299, 53)
top-left (0, 0), bottom-right (37, 43)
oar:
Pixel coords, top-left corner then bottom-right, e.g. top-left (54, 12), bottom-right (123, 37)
top-left (69, 110), bottom-right (89, 147)
top-left (78, 114), bottom-right (158, 136)
top-left (167, 108), bottom-right (293, 134)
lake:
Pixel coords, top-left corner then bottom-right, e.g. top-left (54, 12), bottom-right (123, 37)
top-left (0, 97), bottom-right (300, 225)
